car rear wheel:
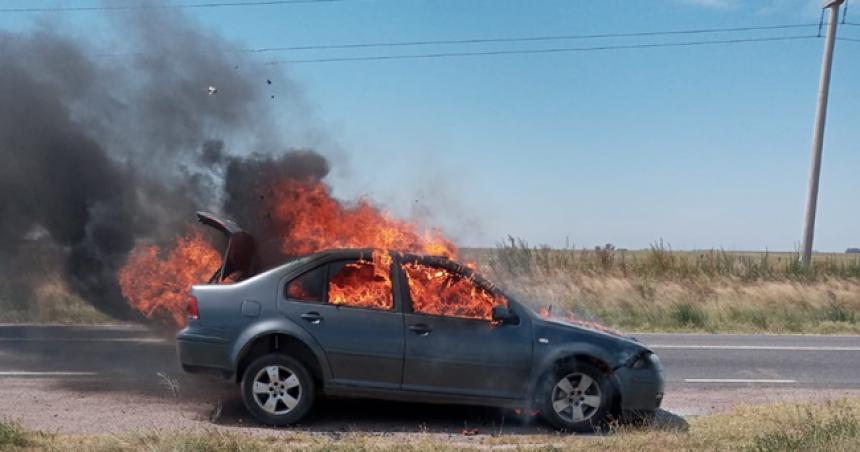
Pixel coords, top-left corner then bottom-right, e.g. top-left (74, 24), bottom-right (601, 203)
top-left (240, 354), bottom-right (315, 426)
top-left (539, 362), bottom-right (615, 432)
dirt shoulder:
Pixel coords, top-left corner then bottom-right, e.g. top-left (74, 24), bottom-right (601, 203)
top-left (3, 388), bottom-right (860, 451)
top-left (2, 374), bottom-right (860, 437)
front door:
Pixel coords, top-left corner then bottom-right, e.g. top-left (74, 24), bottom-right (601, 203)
top-left (399, 259), bottom-right (533, 399)
top-left (278, 255), bottom-right (404, 390)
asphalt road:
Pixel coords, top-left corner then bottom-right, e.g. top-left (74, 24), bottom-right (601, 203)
top-left (637, 332), bottom-right (860, 389)
top-left (1, 325), bottom-right (859, 434)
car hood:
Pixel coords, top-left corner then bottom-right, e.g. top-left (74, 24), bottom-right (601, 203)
top-left (541, 316), bottom-right (631, 339)
top-left (530, 315), bottom-right (651, 367)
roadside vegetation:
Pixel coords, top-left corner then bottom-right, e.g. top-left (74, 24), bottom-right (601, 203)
top-left (2, 237), bottom-right (859, 334)
top-left (0, 243), bottom-right (113, 324)
top-left (0, 274), bottom-right (112, 324)
top-left (2, 398), bottom-right (859, 451)
top-left (464, 239), bottom-right (860, 334)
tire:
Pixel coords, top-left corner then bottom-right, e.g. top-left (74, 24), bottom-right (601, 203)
top-left (240, 354), bottom-right (315, 426)
top-left (538, 361), bottom-right (616, 432)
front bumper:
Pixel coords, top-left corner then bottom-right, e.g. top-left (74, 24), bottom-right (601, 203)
top-left (176, 329), bottom-right (232, 377)
top-left (615, 364), bottom-right (664, 412)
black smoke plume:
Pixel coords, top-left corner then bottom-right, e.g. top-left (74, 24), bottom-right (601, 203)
top-left (0, 11), bottom-right (329, 318)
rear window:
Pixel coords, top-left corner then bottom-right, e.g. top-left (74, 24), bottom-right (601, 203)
top-left (285, 266), bottom-right (326, 302)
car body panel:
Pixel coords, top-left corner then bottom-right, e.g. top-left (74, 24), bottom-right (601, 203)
top-left (275, 250), bottom-right (405, 389)
top-left (279, 301), bottom-right (405, 389)
top-left (401, 312), bottom-right (533, 399)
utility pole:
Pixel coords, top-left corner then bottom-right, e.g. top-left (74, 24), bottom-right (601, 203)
top-left (800, 0), bottom-right (844, 268)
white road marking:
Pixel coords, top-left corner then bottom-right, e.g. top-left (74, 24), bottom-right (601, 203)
top-left (684, 378), bottom-right (797, 384)
top-left (0, 324), bottom-right (144, 330)
top-left (0, 371), bottom-right (98, 377)
top-left (650, 345), bottom-right (860, 351)
top-left (0, 338), bottom-right (167, 343)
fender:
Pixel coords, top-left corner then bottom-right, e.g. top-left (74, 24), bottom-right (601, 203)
top-left (230, 317), bottom-right (332, 381)
top-left (526, 341), bottom-right (627, 404)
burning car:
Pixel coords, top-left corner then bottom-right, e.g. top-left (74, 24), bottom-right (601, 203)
top-left (177, 212), bottom-right (663, 432)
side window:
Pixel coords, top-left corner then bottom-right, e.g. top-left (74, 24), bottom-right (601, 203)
top-left (328, 258), bottom-right (393, 311)
top-left (402, 262), bottom-right (505, 321)
top-left (285, 266), bottom-right (326, 302)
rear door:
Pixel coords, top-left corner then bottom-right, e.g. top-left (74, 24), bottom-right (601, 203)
top-left (398, 258), bottom-right (533, 399)
top-left (278, 252), bottom-right (404, 390)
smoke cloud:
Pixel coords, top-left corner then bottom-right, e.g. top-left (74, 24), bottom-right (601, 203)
top-left (0, 10), bottom-right (331, 318)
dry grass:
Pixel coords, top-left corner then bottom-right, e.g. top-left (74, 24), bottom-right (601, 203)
top-left (0, 241), bottom-right (113, 325)
top-left (2, 398), bottom-right (859, 451)
top-left (464, 240), bottom-right (860, 334)
top-left (0, 274), bottom-right (112, 324)
top-left (1, 239), bottom-right (858, 333)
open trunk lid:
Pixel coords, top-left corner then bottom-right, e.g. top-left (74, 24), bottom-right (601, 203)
top-left (196, 211), bottom-right (257, 283)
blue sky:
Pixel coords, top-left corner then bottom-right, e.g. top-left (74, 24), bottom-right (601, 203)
top-left (2, 0), bottom-right (859, 251)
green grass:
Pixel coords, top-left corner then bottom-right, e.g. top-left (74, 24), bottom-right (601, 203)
top-left (2, 399), bottom-right (860, 451)
top-left (0, 419), bottom-right (32, 449)
top-left (749, 405), bottom-right (859, 452)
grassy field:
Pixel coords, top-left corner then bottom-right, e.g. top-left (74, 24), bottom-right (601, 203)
top-left (1, 239), bottom-right (859, 333)
top-left (0, 274), bottom-right (112, 325)
top-left (463, 240), bottom-right (860, 334)
top-left (2, 398), bottom-right (859, 451)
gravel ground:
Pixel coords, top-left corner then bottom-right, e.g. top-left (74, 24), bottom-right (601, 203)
top-left (3, 373), bottom-right (860, 437)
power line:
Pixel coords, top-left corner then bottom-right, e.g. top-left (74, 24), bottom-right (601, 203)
top-left (0, 0), bottom-right (350, 12)
top-left (266, 34), bottom-right (818, 64)
top-left (837, 36), bottom-right (860, 41)
top-left (247, 23), bottom-right (818, 53)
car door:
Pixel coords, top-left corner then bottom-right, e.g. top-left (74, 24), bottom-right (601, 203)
top-left (399, 258), bottom-right (533, 399)
top-left (278, 252), bottom-right (404, 390)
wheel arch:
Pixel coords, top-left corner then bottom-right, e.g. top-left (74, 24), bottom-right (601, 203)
top-left (529, 346), bottom-right (624, 414)
top-left (231, 319), bottom-right (330, 385)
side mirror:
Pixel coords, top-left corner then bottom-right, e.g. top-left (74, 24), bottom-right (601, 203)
top-left (492, 306), bottom-right (519, 325)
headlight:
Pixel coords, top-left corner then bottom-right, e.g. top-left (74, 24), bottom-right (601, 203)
top-left (628, 351), bottom-right (660, 369)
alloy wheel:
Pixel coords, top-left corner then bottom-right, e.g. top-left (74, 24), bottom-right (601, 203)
top-left (551, 372), bottom-right (602, 423)
top-left (252, 365), bottom-right (302, 415)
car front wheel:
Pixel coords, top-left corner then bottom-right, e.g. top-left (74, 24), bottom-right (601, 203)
top-left (240, 354), bottom-right (315, 426)
top-left (539, 362), bottom-right (615, 432)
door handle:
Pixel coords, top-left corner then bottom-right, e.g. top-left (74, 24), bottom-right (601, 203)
top-left (408, 324), bottom-right (431, 336)
top-left (300, 312), bottom-right (323, 324)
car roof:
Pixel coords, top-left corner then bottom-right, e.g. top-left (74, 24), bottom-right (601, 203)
top-left (288, 248), bottom-right (509, 301)
top-left (308, 248), bottom-right (452, 261)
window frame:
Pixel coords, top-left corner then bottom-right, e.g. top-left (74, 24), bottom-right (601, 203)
top-left (324, 258), bottom-right (396, 313)
top-left (398, 257), bottom-right (509, 322)
top-left (284, 264), bottom-right (328, 304)
top-left (281, 251), bottom-right (401, 314)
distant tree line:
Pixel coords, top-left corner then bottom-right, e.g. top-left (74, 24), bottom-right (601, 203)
top-left (847, 248), bottom-right (860, 254)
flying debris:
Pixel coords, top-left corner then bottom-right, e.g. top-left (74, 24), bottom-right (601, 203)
top-left (207, 85), bottom-right (218, 96)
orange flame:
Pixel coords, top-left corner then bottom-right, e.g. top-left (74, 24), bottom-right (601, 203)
top-left (328, 252), bottom-right (394, 311)
top-left (118, 180), bottom-right (474, 325)
top-left (266, 180), bottom-right (457, 258)
top-left (118, 229), bottom-right (221, 326)
top-left (403, 262), bottom-right (506, 320)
